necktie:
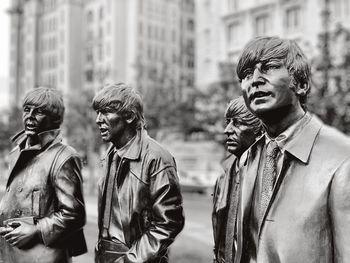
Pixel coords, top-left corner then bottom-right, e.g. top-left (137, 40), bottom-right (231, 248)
top-left (259, 140), bottom-right (279, 226)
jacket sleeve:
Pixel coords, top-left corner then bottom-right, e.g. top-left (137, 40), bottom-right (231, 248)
top-left (123, 165), bottom-right (185, 263)
top-left (329, 157), bottom-right (350, 262)
top-left (36, 155), bottom-right (86, 246)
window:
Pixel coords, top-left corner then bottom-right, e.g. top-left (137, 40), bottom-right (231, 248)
top-left (255, 14), bottom-right (270, 36)
top-left (60, 70), bottom-right (64, 83)
top-left (139, 22), bottom-right (143, 35)
top-left (285, 6), bottom-right (301, 32)
top-left (87, 10), bottom-right (93, 24)
top-left (172, 30), bottom-right (176, 42)
top-left (98, 44), bottom-right (103, 61)
top-left (187, 19), bottom-right (194, 31)
top-left (139, 0), bottom-right (143, 14)
top-left (60, 10), bottom-right (65, 24)
top-left (87, 30), bottom-right (93, 41)
top-left (99, 6), bottom-right (104, 20)
top-left (187, 58), bottom-right (194, 68)
top-left (99, 27), bottom-right (103, 39)
top-left (60, 49), bottom-right (64, 63)
top-left (86, 47), bottom-right (93, 62)
top-left (107, 21), bottom-right (111, 35)
top-left (227, 22), bottom-right (240, 47)
top-left (86, 69), bottom-right (94, 82)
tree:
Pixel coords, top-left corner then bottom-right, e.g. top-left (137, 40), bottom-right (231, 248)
top-left (64, 88), bottom-right (103, 194)
top-left (309, 24), bottom-right (350, 133)
top-left (134, 58), bottom-right (198, 139)
top-left (0, 106), bottom-right (22, 152)
top-left (194, 62), bottom-right (241, 142)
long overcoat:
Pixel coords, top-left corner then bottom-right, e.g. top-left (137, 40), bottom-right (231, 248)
top-left (235, 115), bottom-right (350, 263)
top-left (0, 130), bottom-right (87, 263)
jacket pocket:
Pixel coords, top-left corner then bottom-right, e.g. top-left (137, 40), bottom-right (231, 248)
top-left (31, 190), bottom-right (40, 216)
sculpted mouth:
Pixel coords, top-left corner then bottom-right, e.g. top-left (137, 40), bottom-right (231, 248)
top-left (99, 127), bottom-right (108, 134)
top-left (226, 139), bottom-right (237, 146)
top-left (25, 122), bottom-right (37, 130)
top-left (250, 91), bottom-right (271, 100)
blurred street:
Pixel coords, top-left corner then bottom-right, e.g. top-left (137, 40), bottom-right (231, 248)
top-left (75, 192), bottom-right (214, 263)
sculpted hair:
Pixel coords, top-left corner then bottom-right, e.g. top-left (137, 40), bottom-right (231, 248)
top-left (22, 86), bottom-right (65, 128)
top-left (236, 36), bottom-right (311, 107)
top-left (92, 83), bottom-right (145, 129)
top-left (225, 96), bottom-right (262, 136)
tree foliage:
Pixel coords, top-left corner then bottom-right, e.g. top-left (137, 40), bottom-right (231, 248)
top-left (64, 88), bottom-right (103, 163)
top-left (308, 24), bottom-right (350, 133)
top-left (194, 62), bottom-right (241, 141)
top-left (0, 106), bottom-right (22, 152)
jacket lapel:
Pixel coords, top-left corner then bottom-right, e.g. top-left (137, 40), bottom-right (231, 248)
top-left (215, 154), bottom-right (236, 213)
top-left (258, 114), bottom-right (322, 235)
top-left (258, 153), bottom-right (290, 235)
top-left (6, 147), bottom-right (21, 187)
top-left (235, 141), bottom-right (263, 262)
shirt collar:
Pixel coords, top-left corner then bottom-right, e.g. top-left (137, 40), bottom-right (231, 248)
top-left (115, 134), bottom-right (137, 158)
top-left (106, 128), bottom-right (144, 161)
top-left (264, 113), bottom-right (311, 150)
top-left (12, 129), bottom-right (61, 150)
top-left (263, 113), bottom-right (321, 163)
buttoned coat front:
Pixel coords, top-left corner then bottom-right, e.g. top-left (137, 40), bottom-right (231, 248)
top-left (0, 130), bottom-right (87, 263)
top-left (235, 115), bottom-right (350, 263)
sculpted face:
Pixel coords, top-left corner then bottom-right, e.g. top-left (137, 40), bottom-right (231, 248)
top-left (224, 116), bottom-right (256, 157)
top-left (240, 61), bottom-right (300, 118)
top-left (95, 109), bottom-right (128, 146)
top-left (22, 105), bottom-right (53, 136)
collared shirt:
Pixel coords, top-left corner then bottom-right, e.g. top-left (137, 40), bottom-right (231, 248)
top-left (104, 135), bottom-right (137, 243)
top-left (244, 113), bottom-right (312, 263)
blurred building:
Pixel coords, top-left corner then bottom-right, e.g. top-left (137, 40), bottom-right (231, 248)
top-left (195, 0), bottom-right (224, 89)
top-left (195, 0), bottom-right (350, 90)
top-left (8, 0), bottom-right (196, 105)
top-left (8, 0), bottom-right (83, 106)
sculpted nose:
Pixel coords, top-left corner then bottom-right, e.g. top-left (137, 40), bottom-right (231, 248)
top-left (96, 112), bottom-right (102, 124)
top-left (224, 121), bottom-right (235, 135)
top-left (251, 68), bottom-right (264, 87)
top-left (27, 108), bottom-right (35, 118)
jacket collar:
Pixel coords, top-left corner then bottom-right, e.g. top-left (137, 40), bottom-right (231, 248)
top-left (11, 129), bottom-right (62, 150)
top-left (283, 113), bottom-right (322, 164)
top-left (243, 113), bottom-right (322, 165)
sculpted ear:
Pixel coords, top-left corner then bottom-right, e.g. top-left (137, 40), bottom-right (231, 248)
top-left (125, 113), bottom-right (136, 124)
top-left (296, 82), bottom-right (309, 97)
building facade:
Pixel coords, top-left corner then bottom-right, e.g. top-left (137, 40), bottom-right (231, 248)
top-left (195, 0), bottom-right (350, 90)
top-left (8, 0), bottom-right (83, 106)
top-left (8, 0), bottom-right (196, 105)
top-left (195, 0), bottom-right (224, 89)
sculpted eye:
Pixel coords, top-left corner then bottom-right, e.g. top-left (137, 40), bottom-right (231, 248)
top-left (264, 63), bottom-right (281, 71)
top-left (36, 108), bottom-right (45, 114)
top-left (243, 69), bottom-right (253, 79)
top-left (23, 106), bottom-right (30, 112)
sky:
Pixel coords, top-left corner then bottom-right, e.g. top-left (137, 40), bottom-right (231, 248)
top-left (0, 0), bottom-right (9, 109)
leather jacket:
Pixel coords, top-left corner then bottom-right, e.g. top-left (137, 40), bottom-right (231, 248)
top-left (0, 130), bottom-right (87, 263)
top-left (97, 129), bottom-right (184, 263)
top-left (212, 154), bottom-right (238, 263)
